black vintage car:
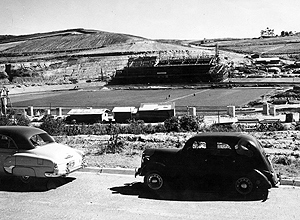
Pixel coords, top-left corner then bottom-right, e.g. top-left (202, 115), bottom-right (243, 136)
top-left (135, 132), bottom-right (279, 196)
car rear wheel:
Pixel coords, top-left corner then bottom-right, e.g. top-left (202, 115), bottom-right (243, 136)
top-left (235, 177), bottom-right (253, 195)
top-left (144, 171), bottom-right (164, 191)
top-left (19, 175), bottom-right (31, 184)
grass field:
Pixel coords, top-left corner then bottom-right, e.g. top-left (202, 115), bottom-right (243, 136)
top-left (10, 87), bottom-right (275, 112)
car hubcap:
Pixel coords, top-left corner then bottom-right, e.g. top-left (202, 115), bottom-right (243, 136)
top-left (235, 177), bottom-right (253, 195)
top-left (20, 176), bottom-right (31, 184)
top-left (147, 173), bottom-right (163, 190)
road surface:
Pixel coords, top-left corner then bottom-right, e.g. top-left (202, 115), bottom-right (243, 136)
top-left (0, 172), bottom-right (299, 220)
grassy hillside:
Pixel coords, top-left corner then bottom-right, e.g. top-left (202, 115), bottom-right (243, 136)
top-left (1, 29), bottom-right (300, 57)
top-left (188, 34), bottom-right (300, 58)
top-left (0, 29), bottom-right (145, 55)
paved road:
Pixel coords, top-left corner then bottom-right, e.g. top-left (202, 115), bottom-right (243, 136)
top-left (0, 172), bottom-right (300, 220)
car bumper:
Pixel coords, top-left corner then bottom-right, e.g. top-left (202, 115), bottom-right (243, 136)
top-left (45, 159), bottom-right (85, 178)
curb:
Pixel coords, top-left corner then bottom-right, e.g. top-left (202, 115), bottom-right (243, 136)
top-left (81, 167), bottom-right (135, 175)
top-left (280, 178), bottom-right (300, 187)
top-left (80, 167), bottom-right (300, 187)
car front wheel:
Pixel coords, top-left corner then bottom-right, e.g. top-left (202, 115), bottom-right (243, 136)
top-left (144, 171), bottom-right (164, 191)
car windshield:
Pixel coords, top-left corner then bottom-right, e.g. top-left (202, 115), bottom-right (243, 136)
top-left (30, 133), bottom-right (55, 147)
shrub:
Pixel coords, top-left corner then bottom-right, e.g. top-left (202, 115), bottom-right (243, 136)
top-left (143, 123), bottom-right (156, 134)
top-left (256, 121), bottom-right (285, 132)
top-left (153, 123), bottom-right (166, 133)
top-left (206, 123), bottom-right (239, 132)
top-left (40, 116), bottom-right (65, 136)
top-left (0, 114), bottom-right (30, 126)
top-left (127, 119), bottom-right (146, 134)
top-left (89, 123), bottom-right (111, 135)
top-left (0, 115), bottom-right (13, 126)
top-left (105, 133), bottom-right (125, 154)
top-left (13, 114), bottom-right (31, 126)
top-left (164, 116), bottom-right (180, 132)
top-left (179, 114), bottom-right (202, 132)
top-left (294, 122), bottom-right (300, 131)
top-left (272, 155), bottom-right (292, 165)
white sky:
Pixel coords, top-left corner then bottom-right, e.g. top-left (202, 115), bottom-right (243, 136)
top-left (1, 0), bottom-right (299, 40)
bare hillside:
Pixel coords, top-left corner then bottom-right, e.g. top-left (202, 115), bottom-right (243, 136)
top-left (1, 30), bottom-right (144, 54)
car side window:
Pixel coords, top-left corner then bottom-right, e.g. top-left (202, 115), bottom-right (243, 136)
top-left (0, 134), bottom-right (17, 149)
top-left (216, 142), bottom-right (233, 156)
top-left (217, 142), bottom-right (231, 149)
top-left (192, 141), bottom-right (206, 149)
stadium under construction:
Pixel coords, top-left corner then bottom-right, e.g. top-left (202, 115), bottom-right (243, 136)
top-left (109, 47), bottom-right (228, 85)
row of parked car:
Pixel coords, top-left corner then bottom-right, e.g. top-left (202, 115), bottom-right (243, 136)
top-left (0, 126), bottom-right (279, 199)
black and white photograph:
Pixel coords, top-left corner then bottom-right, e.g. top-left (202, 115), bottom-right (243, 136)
top-left (0, 0), bottom-right (300, 219)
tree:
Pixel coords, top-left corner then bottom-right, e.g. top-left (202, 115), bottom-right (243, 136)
top-left (261, 27), bottom-right (275, 38)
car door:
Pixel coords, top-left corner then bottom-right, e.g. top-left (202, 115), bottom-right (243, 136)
top-left (200, 140), bottom-right (237, 189)
top-left (207, 141), bottom-right (236, 177)
top-left (0, 134), bottom-right (18, 175)
top-left (180, 139), bottom-right (210, 178)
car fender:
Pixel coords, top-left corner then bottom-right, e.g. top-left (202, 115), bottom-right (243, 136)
top-left (3, 156), bottom-right (16, 174)
top-left (247, 169), bottom-right (272, 189)
top-left (6, 154), bottom-right (54, 178)
top-left (140, 162), bottom-right (166, 176)
top-left (12, 167), bottom-right (36, 177)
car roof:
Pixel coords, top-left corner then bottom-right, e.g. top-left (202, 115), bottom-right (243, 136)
top-left (0, 126), bottom-right (48, 150)
top-left (193, 132), bottom-right (249, 138)
top-left (189, 132), bottom-right (260, 147)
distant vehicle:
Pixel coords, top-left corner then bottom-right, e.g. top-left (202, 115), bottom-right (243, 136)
top-left (135, 132), bottom-right (279, 197)
top-left (0, 126), bottom-right (84, 185)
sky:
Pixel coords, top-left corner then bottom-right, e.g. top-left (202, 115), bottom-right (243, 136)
top-left (1, 0), bottom-right (299, 40)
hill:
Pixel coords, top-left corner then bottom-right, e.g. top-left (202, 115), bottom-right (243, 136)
top-left (0, 29), bottom-right (219, 85)
top-left (1, 28), bottom-right (299, 86)
top-left (0, 28), bottom-right (145, 55)
top-left (188, 34), bottom-right (300, 59)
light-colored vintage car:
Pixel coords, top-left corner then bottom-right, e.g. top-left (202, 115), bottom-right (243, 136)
top-left (0, 126), bottom-right (84, 183)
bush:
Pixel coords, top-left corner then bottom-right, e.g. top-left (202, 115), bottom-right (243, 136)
top-left (0, 114), bottom-right (30, 126)
top-left (14, 114), bottom-right (31, 126)
top-left (256, 121), bottom-right (285, 132)
top-left (179, 114), bottom-right (203, 132)
top-left (294, 122), bottom-right (300, 131)
top-left (205, 122), bottom-right (243, 132)
top-left (0, 115), bottom-right (13, 126)
top-left (105, 133), bottom-right (125, 154)
top-left (40, 116), bottom-right (66, 136)
top-left (153, 123), bottom-right (166, 133)
top-left (164, 116), bottom-right (180, 132)
top-left (272, 155), bottom-right (292, 165)
top-left (127, 120), bottom-right (146, 134)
